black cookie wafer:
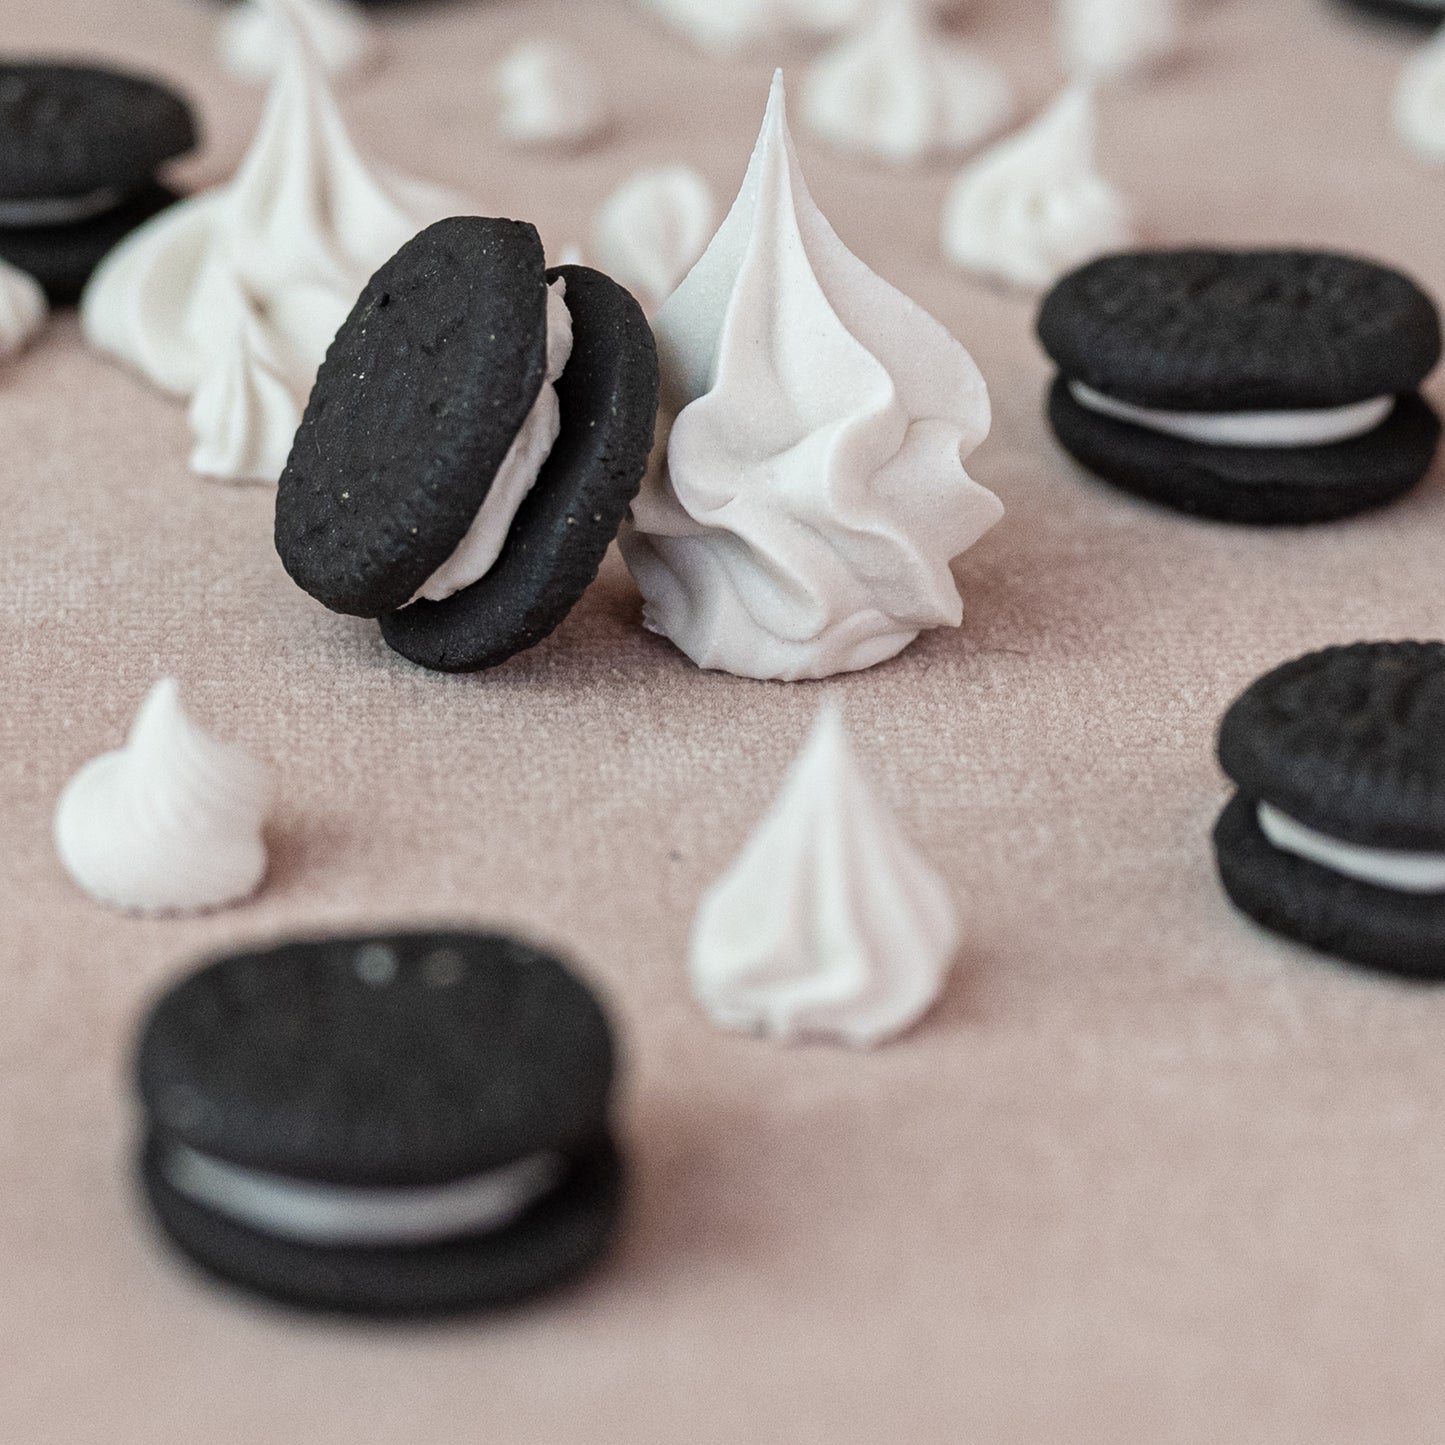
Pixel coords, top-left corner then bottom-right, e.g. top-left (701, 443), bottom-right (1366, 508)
top-left (380, 262), bottom-right (659, 672)
top-left (1214, 794), bottom-right (1445, 979)
top-left (1218, 641), bottom-right (1445, 850)
top-left (1048, 379), bottom-right (1441, 525)
top-left (0, 182), bottom-right (180, 303)
top-left (1038, 250), bottom-right (1441, 412)
top-left (1334, 0), bottom-right (1445, 26)
top-left (275, 215), bottom-right (659, 673)
top-left (0, 62), bottom-right (196, 204)
top-left (134, 929), bottom-right (624, 1316)
top-left (1212, 642), bottom-right (1445, 979)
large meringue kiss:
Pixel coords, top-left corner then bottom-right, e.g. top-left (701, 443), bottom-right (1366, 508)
top-left (941, 85), bottom-right (1134, 292)
top-left (496, 38), bottom-right (608, 149)
top-left (802, 0), bottom-right (1014, 166)
top-left (690, 705), bottom-right (959, 1048)
top-left (221, 0), bottom-right (375, 84)
top-left (621, 73), bottom-right (1003, 681)
top-left (1057, 0), bottom-right (1177, 83)
top-left (0, 257), bottom-right (46, 358)
top-left (81, 0), bottom-right (461, 484)
top-left (1396, 25), bottom-right (1445, 166)
top-left (54, 679), bottom-right (272, 916)
top-left (591, 165), bottom-right (717, 311)
top-left (638, 0), bottom-right (864, 55)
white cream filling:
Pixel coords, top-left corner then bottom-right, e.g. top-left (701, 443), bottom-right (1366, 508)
top-left (409, 279), bottom-right (575, 604)
top-left (0, 187), bottom-right (121, 227)
top-left (164, 1143), bottom-right (564, 1247)
top-left (1258, 802), bottom-right (1445, 895)
top-left (1070, 380), bottom-right (1395, 448)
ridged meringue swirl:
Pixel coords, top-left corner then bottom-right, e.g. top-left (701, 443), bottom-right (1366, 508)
top-left (941, 85), bottom-right (1134, 292)
top-left (1396, 24), bottom-right (1445, 166)
top-left (0, 257), bottom-right (46, 358)
top-left (496, 39), bottom-right (608, 148)
top-left (81, 0), bottom-right (462, 483)
top-left (801, 0), bottom-right (1014, 165)
top-left (54, 679), bottom-right (272, 916)
top-left (591, 165), bottom-right (716, 312)
top-left (1057, 0), bottom-right (1177, 83)
top-left (221, 0), bottom-right (375, 84)
top-left (690, 705), bottom-right (959, 1048)
top-left (621, 73), bottom-right (1002, 681)
top-left (638, 0), bottom-right (864, 55)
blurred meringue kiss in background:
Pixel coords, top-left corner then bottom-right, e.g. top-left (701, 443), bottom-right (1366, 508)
top-left (690, 704), bottom-right (960, 1049)
top-left (621, 73), bottom-right (1003, 682)
top-left (591, 165), bottom-right (717, 312)
top-left (495, 38), bottom-right (609, 150)
top-left (941, 84), bottom-right (1134, 292)
top-left (81, 0), bottom-right (464, 485)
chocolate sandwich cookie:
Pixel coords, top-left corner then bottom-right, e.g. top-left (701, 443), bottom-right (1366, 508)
top-left (275, 216), bottom-right (658, 673)
top-left (1334, 0), bottom-right (1445, 26)
top-left (1213, 642), bottom-right (1445, 979)
top-left (135, 930), bottom-right (623, 1316)
top-left (0, 62), bottom-right (195, 301)
top-left (1037, 249), bottom-right (1442, 524)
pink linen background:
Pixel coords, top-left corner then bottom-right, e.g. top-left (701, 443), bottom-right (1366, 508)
top-left (4, 0), bottom-right (1445, 1439)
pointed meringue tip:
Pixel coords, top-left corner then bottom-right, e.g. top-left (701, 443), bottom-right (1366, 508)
top-left (804, 698), bottom-right (850, 756)
top-left (766, 69), bottom-right (787, 114)
top-left (131, 676), bottom-right (185, 741)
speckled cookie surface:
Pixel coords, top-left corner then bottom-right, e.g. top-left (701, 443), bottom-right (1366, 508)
top-left (1213, 793), bottom-right (1445, 980)
top-left (379, 263), bottom-right (659, 673)
top-left (136, 930), bottom-right (616, 1185)
top-left (1048, 379), bottom-right (1441, 524)
top-left (0, 182), bottom-right (179, 302)
top-left (274, 216), bottom-right (550, 617)
top-left (1217, 641), bottom-right (1445, 851)
top-left (140, 1133), bottom-right (624, 1317)
top-left (1037, 250), bottom-right (1442, 411)
top-left (0, 63), bottom-right (196, 202)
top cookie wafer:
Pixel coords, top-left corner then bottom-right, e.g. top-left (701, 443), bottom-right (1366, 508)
top-left (0, 63), bottom-right (196, 202)
top-left (1037, 250), bottom-right (1442, 411)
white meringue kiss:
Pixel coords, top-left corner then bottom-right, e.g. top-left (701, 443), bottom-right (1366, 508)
top-left (941, 85), bottom-right (1134, 292)
top-left (82, 0), bottom-right (462, 484)
top-left (1058, 0), bottom-right (1178, 83)
top-left (1396, 24), bottom-right (1445, 166)
top-left (0, 257), bottom-right (46, 358)
top-left (495, 38), bottom-right (608, 149)
top-left (802, 0), bottom-right (1013, 166)
top-left (621, 73), bottom-right (1002, 681)
top-left (591, 165), bottom-right (716, 311)
top-left (690, 705), bottom-right (959, 1048)
top-left (220, 0), bottom-right (375, 83)
top-left (54, 679), bottom-right (271, 916)
top-left (410, 279), bottom-right (575, 603)
top-left (638, 0), bottom-right (865, 55)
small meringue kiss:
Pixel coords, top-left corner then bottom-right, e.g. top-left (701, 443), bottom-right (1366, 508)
top-left (689, 705), bottom-right (959, 1048)
top-left (495, 38), bottom-right (608, 149)
top-left (220, 0), bottom-right (375, 83)
top-left (802, 0), bottom-right (1014, 165)
top-left (0, 257), bottom-right (46, 358)
top-left (941, 85), bottom-right (1134, 292)
top-left (54, 679), bottom-right (272, 916)
top-left (1058, 0), bottom-right (1178, 83)
top-left (1395, 24), bottom-right (1445, 166)
top-left (591, 164), bottom-right (717, 310)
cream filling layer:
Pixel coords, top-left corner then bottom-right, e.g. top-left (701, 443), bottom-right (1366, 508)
top-left (1070, 381), bottom-right (1395, 449)
top-left (410, 280), bottom-right (574, 604)
top-left (0, 187), bottom-right (122, 227)
top-left (1257, 802), bottom-right (1445, 894)
top-left (164, 1144), bottom-right (564, 1247)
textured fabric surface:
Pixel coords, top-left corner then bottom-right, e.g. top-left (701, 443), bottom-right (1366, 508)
top-left (4, 0), bottom-right (1445, 1440)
